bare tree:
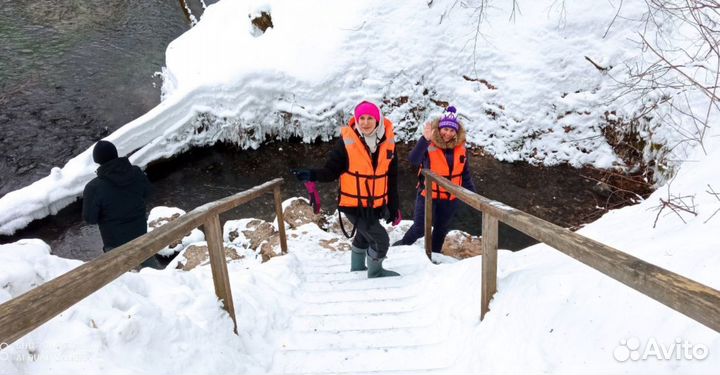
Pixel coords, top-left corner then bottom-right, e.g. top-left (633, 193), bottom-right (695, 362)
top-left (610, 1), bottom-right (720, 181)
top-left (650, 175), bottom-right (698, 227)
top-left (464, 1), bottom-right (717, 182)
top-left (457, 0), bottom-right (717, 228)
top-left (705, 184), bottom-right (720, 223)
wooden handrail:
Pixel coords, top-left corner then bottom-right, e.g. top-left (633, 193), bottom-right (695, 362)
top-left (422, 170), bottom-right (720, 332)
top-left (0, 178), bottom-right (287, 345)
top-left (424, 177), bottom-right (433, 258)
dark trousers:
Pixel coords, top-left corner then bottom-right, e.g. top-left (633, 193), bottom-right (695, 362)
top-left (104, 246), bottom-right (161, 269)
top-left (345, 213), bottom-right (390, 259)
top-left (401, 193), bottom-right (458, 253)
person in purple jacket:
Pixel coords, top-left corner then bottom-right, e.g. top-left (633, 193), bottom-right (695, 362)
top-left (393, 106), bottom-right (476, 253)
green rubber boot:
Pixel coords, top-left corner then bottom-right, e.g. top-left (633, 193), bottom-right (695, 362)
top-left (350, 246), bottom-right (368, 271)
top-left (367, 255), bottom-right (400, 278)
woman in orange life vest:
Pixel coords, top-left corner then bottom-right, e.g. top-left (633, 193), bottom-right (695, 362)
top-left (292, 101), bottom-right (402, 278)
top-left (393, 106), bottom-right (476, 253)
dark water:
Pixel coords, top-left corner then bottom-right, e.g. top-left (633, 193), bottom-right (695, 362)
top-left (0, 0), bottom-right (192, 196)
top-left (0, 1), bottom-right (638, 261)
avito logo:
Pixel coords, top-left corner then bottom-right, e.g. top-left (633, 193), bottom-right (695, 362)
top-left (614, 337), bottom-right (709, 362)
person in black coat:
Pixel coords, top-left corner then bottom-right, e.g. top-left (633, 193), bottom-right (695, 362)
top-left (82, 140), bottom-right (158, 268)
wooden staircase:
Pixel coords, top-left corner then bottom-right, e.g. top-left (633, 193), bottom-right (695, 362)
top-left (270, 248), bottom-right (456, 374)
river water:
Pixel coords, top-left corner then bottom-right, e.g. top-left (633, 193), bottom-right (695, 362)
top-left (0, 1), bottom-right (637, 261)
top-left (0, 0), bottom-right (190, 196)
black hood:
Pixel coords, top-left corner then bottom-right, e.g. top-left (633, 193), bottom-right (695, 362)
top-left (96, 157), bottom-right (142, 187)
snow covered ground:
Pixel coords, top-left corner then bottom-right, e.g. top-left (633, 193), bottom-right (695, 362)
top-left (1, 183), bottom-right (718, 373)
top-left (1, 0), bottom-right (719, 373)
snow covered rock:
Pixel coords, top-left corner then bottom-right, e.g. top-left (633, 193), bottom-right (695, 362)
top-left (225, 219), bottom-right (283, 263)
top-left (173, 242), bottom-right (245, 271)
top-left (441, 231), bottom-right (483, 259)
top-left (281, 198), bottom-right (326, 229)
top-left (147, 206), bottom-right (205, 257)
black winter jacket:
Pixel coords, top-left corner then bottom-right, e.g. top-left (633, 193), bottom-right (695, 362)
top-left (310, 135), bottom-right (399, 220)
top-left (82, 157), bottom-right (152, 249)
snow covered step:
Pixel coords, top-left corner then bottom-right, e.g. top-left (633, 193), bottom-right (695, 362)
top-left (297, 265), bottom-right (422, 282)
top-left (300, 275), bottom-right (422, 292)
top-left (270, 343), bottom-right (454, 374)
top-left (295, 285), bottom-right (419, 304)
top-left (290, 310), bottom-right (436, 332)
top-left (295, 247), bottom-right (422, 258)
top-left (295, 251), bottom-right (421, 264)
top-left (300, 260), bottom-right (419, 274)
top-left (296, 297), bottom-right (420, 316)
top-left (298, 253), bottom-right (419, 265)
top-left (279, 326), bottom-right (446, 351)
top-left (301, 271), bottom-right (371, 283)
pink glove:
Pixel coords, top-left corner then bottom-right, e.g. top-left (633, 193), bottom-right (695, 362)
top-left (392, 209), bottom-right (402, 226)
top-left (304, 181), bottom-right (321, 214)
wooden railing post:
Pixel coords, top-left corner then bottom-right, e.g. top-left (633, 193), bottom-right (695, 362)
top-left (203, 214), bottom-right (238, 334)
top-left (481, 212), bottom-right (498, 320)
top-left (424, 175), bottom-right (433, 259)
top-left (273, 185), bottom-right (288, 254)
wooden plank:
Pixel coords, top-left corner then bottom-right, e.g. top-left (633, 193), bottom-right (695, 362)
top-left (423, 170), bottom-right (720, 332)
top-left (424, 175), bottom-right (433, 259)
top-left (481, 213), bottom-right (498, 320)
top-left (203, 215), bottom-right (238, 335)
top-left (274, 185), bottom-right (288, 254)
top-left (0, 178), bottom-right (285, 346)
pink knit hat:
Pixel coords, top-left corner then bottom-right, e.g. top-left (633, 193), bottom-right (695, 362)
top-left (354, 101), bottom-right (381, 123)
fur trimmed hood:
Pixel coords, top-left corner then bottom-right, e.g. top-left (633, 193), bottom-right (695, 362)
top-left (429, 117), bottom-right (466, 149)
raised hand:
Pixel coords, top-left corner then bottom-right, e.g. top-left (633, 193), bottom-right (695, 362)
top-left (423, 121), bottom-right (433, 141)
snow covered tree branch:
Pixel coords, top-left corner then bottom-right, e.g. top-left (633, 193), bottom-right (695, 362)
top-left (615, 1), bottom-right (719, 163)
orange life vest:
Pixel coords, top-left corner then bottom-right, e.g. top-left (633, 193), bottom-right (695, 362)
top-left (338, 118), bottom-right (396, 208)
top-left (420, 143), bottom-right (466, 200)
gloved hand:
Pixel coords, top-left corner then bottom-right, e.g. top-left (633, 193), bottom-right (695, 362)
top-left (291, 168), bottom-right (312, 182)
top-left (385, 208), bottom-right (402, 226)
top-left (392, 209), bottom-right (402, 226)
top-left (304, 181), bottom-right (321, 214)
